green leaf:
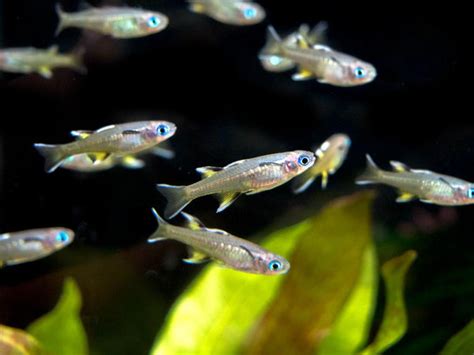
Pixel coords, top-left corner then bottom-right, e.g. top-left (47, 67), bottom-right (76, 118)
top-left (361, 250), bottom-right (417, 355)
top-left (0, 325), bottom-right (44, 355)
top-left (317, 243), bottom-right (378, 355)
top-left (27, 277), bottom-right (88, 355)
top-left (441, 320), bottom-right (474, 355)
top-left (245, 191), bottom-right (375, 354)
top-left (150, 217), bottom-right (310, 355)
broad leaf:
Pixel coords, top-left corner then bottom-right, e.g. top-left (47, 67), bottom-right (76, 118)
top-left (440, 320), bottom-right (474, 355)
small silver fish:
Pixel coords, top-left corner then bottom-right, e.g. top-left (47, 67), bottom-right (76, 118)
top-left (260, 26), bottom-right (376, 86)
top-left (260, 22), bottom-right (328, 73)
top-left (34, 121), bottom-right (177, 173)
top-left (356, 154), bottom-right (474, 205)
top-left (0, 46), bottom-right (85, 79)
top-left (157, 150), bottom-right (315, 219)
top-left (148, 209), bottom-right (290, 275)
top-left (188, 0), bottom-right (265, 26)
top-left (293, 134), bottom-right (351, 193)
top-left (56, 5), bottom-right (168, 38)
top-left (0, 228), bottom-right (74, 267)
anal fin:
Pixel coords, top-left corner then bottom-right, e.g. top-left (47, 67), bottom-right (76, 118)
top-left (88, 152), bottom-right (111, 163)
top-left (183, 247), bottom-right (210, 264)
top-left (38, 66), bottom-right (53, 79)
top-left (321, 171), bottom-right (329, 189)
top-left (396, 192), bottom-right (416, 203)
top-left (292, 69), bottom-right (314, 81)
top-left (216, 192), bottom-right (241, 212)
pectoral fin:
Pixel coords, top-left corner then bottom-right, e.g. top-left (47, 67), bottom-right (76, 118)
top-left (38, 66), bottom-right (53, 79)
top-left (396, 192), bottom-right (416, 203)
top-left (292, 69), bottom-right (314, 81)
top-left (321, 171), bottom-right (329, 189)
top-left (183, 247), bottom-right (210, 264)
top-left (216, 192), bottom-right (241, 213)
top-left (87, 152), bottom-right (111, 163)
top-left (121, 156), bottom-right (145, 169)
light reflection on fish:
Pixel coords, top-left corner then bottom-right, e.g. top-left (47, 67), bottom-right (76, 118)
top-left (55, 5), bottom-right (168, 38)
top-left (188, 0), bottom-right (265, 26)
top-left (34, 121), bottom-right (177, 173)
top-left (260, 26), bottom-right (376, 86)
top-left (157, 150), bottom-right (315, 219)
top-left (356, 154), bottom-right (474, 205)
top-left (0, 46), bottom-right (85, 79)
top-left (292, 134), bottom-right (351, 193)
top-left (148, 209), bottom-right (290, 275)
top-left (260, 22), bottom-right (328, 73)
top-left (0, 228), bottom-right (74, 267)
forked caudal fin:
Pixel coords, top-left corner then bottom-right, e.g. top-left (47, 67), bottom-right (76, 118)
top-left (355, 154), bottom-right (381, 185)
top-left (156, 184), bottom-right (190, 219)
top-left (259, 26), bottom-right (283, 59)
top-left (34, 144), bottom-right (66, 173)
top-left (55, 4), bottom-right (70, 36)
top-left (148, 208), bottom-right (169, 242)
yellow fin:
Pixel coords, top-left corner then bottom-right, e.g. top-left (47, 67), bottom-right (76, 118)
top-left (296, 34), bottom-right (310, 49)
top-left (216, 192), bottom-right (241, 213)
top-left (121, 156), bottom-right (145, 169)
top-left (196, 166), bottom-right (222, 179)
top-left (390, 161), bottom-right (410, 173)
top-left (183, 247), bottom-right (210, 264)
top-left (292, 69), bottom-right (314, 81)
top-left (38, 66), bottom-right (53, 79)
top-left (396, 193), bottom-right (416, 203)
top-left (181, 212), bottom-right (206, 230)
top-left (70, 130), bottom-right (92, 140)
top-left (189, 2), bottom-right (206, 13)
top-left (321, 171), bottom-right (329, 189)
top-left (87, 152), bottom-right (111, 163)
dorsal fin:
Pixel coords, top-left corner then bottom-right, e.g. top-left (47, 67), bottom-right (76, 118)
top-left (390, 161), bottom-right (410, 173)
top-left (296, 34), bottom-right (310, 49)
top-left (70, 130), bottom-right (93, 140)
top-left (181, 212), bottom-right (206, 230)
top-left (313, 44), bottom-right (332, 52)
top-left (95, 125), bottom-right (115, 133)
top-left (48, 45), bottom-right (59, 54)
top-left (224, 159), bottom-right (245, 169)
top-left (205, 228), bottom-right (229, 236)
top-left (196, 166), bottom-right (223, 179)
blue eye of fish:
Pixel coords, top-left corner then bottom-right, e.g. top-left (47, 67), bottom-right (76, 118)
top-left (269, 56), bottom-right (282, 66)
top-left (298, 155), bottom-right (311, 167)
top-left (156, 124), bottom-right (170, 136)
top-left (268, 260), bottom-right (282, 271)
top-left (354, 67), bottom-right (366, 79)
top-left (243, 8), bottom-right (257, 19)
top-left (147, 16), bottom-right (161, 28)
top-left (468, 188), bottom-right (474, 199)
top-left (56, 231), bottom-right (69, 243)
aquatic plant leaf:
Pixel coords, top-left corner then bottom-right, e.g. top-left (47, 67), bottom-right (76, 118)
top-left (245, 191), bottom-right (375, 354)
top-left (440, 320), bottom-right (474, 355)
top-left (361, 250), bottom-right (417, 355)
top-left (27, 278), bottom-right (88, 355)
top-left (317, 243), bottom-right (378, 355)
top-left (0, 325), bottom-right (44, 355)
top-left (150, 220), bottom-right (311, 354)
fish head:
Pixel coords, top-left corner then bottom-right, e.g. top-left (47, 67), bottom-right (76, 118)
top-left (344, 60), bottom-right (377, 86)
top-left (253, 253), bottom-right (290, 275)
top-left (456, 184), bottom-right (474, 204)
top-left (283, 150), bottom-right (316, 177)
top-left (228, 2), bottom-right (266, 25)
top-left (145, 121), bottom-right (177, 143)
top-left (136, 11), bottom-right (169, 35)
top-left (41, 228), bottom-right (75, 251)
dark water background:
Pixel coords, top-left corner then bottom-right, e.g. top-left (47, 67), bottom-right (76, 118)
top-left (0, 1), bottom-right (472, 354)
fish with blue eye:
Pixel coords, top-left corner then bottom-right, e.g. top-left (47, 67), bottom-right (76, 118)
top-left (0, 228), bottom-right (74, 268)
top-left (260, 25), bottom-right (377, 86)
top-left (34, 121), bottom-right (177, 173)
top-left (55, 4), bottom-right (168, 38)
top-left (148, 210), bottom-right (290, 275)
top-left (356, 154), bottom-right (474, 206)
top-left (187, 0), bottom-right (265, 26)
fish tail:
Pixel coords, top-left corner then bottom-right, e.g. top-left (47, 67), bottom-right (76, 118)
top-left (156, 184), bottom-right (191, 219)
top-left (259, 26), bottom-right (284, 59)
top-left (356, 154), bottom-right (381, 185)
top-left (69, 47), bottom-right (87, 74)
top-left (148, 208), bottom-right (170, 242)
top-left (55, 4), bottom-right (69, 36)
top-left (33, 144), bottom-right (66, 173)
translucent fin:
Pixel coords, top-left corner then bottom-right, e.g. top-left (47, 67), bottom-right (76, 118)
top-left (121, 156), bottom-right (145, 169)
top-left (181, 212), bottom-right (206, 230)
top-left (70, 130), bottom-right (92, 139)
top-left (48, 45), bottom-right (59, 54)
top-left (147, 208), bottom-right (169, 242)
top-left (156, 184), bottom-right (190, 219)
top-left (196, 166), bottom-right (223, 179)
top-left (355, 154), bottom-right (381, 185)
top-left (292, 69), bottom-right (314, 81)
top-left (420, 199), bottom-right (435, 204)
top-left (390, 161), bottom-right (410, 173)
top-left (55, 4), bottom-right (68, 36)
top-left (151, 146), bottom-right (175, 160)
top-left (216, 192), bottom-right (241, 213)
top-left (292, 175), bottom-right (316, 194)
top-left (95, 125), bottom-right (115, 133)
top-left (87, 152), bottom-right (111, 163)
top-left (321, 171), bottom-right (329, 189)
top-left (38, 66), bottom-right (53, 79)
top-left (296, 34), bottom-right (310, 49)
top-left (183, 248), bottom-right (210, 264)
top-left (205, 228), bottom-right (229, 235)
top-left (396, 193), bottom-right (416, 203)
top-left (33, 143), bottom-right (66, 173)
top-left (260, 26), bottom-right (283, 57)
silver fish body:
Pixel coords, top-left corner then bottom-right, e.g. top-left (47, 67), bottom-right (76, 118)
top-left (157, 150), bottom-right (315, 218)
top-left (0, 228), bottom-right (74, 267)
top-left (356, 155), bottom-right (474, 205)
top-left (0, 46), bottom-right (85, 79)
top-left (34, 120), bottom-right (176, 173)
top-left (188, 0), bottom-right (265, 26)
top-left (293, 134), bottom-right (351, 193)
top-left (148, 210), bottom-right (289, 275)
top-left (56, 5), bottom-right (168, 38)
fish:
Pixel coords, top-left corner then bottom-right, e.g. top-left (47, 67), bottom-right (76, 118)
top-left (188, 0), bottom-right (265, 26)
top-left (0, 228), bottom-right (74, 267)
top-left (148, 209), bottom-right (290, 275)
top-left (356, 154), bottom-right (474, 205)
top-left (0, 46), bottom-right (86, 79)
top-left (260, 26), bottom-right (377, 86)
top-left (292, 134), bottom-right (351, 193)
top-left (59, 132), bottom-right (175, 172)
top-left (157, 150), bottom-right (315, 219)
top-left (55, 4), bottom-right (169, 38)
top-left (34, 120), bottom-right (177, 173)
top-left (260, 22), bottom-right (328, 73)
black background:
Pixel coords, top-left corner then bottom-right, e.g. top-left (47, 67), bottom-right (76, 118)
top-left (0, 1), bottom-right (472, 354)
